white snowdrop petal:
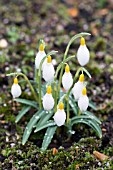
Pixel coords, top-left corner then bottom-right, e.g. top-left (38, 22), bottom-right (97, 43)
top-left (42, 63), bottom-right (55, 82)
top-left (53, 110), bottom-right (66, 126)
top-left (77, 45), bottom-right (90, 66)
top-left (11, 84), bottom-right (22, 98)
top-left (35, 51), bottom-right (46, 69)
top-left (43, 94), bottom-right (54, 111)
top-left (78, 95), bottom-right (89, 112)
top-left (72, 81), bottom-right (84, 100)
top-left (62, 72), bottom-right (73, 91)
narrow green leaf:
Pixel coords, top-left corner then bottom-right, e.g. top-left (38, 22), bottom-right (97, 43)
top-left (34, 120), bottom-right (56, 133)
top-left (82, 67), bottom-right (91, 78)
top-left (22, 110), bottom-right (45, 145)
top-left (69, 95), bottom-right (78, 115)
top-left (83, 111), bottom-right (101, 124)
top-left (41, 126), bottom-right (57, 151)
top-left (34, 111), bottom-right (53, 128)
top-left (14, 98), bottom-right (38, 109)
top-left (71, 115), bottom-right (92, 123)
top-left (15, 106), bottom-right (31, 123)
top-left (71, 116), bottom-right (102, 138)
top-left (89, 101), bottom-right (97, 110)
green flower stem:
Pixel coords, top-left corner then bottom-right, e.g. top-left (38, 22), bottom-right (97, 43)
top-left (65, 67), bottom-right (83, 124)
top-left (9, 72), bottom-right (39, 102)
top-left (66, 95), bottom-right (70, 124)
top-left (53, 81), bottom-right (57, 112)
top-left (58, 32), bottom-right (91, 96)
top-left (38, 72), bottom-right (42, 109)
top-left (67, 67), bottom-right (83, 96)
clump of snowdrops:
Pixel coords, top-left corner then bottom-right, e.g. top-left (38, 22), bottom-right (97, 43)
top-left (7, 32), bottom-right (102, 151)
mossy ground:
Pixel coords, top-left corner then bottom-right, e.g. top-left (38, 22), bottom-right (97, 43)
top-left (0, 0), bottom-right (113, 169)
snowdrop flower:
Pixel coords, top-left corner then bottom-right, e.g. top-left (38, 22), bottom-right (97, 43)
top-left (72, 74), bottom-right (84, 100)
top-left (11, 77), bottom-right (22, 98)
top-left (78, 87), bottom-right (89, 112)
top-left (62, 64), bottom-right (73, 91)
top-left (43, 86), bottom-right (54, 111)
top-left (35, 44), bottom-right (46, 69)
top-left (77, 37), bottom-right (90, 66)
top-left (42, 55), bottom-right (55, 82)
top-left (53, 102), bottom-right (66, 126)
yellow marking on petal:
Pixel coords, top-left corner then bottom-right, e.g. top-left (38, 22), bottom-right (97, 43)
top-left (82, 87), bottom-right (87, 95)
top-left (65, 64), bottom-right (70, 73)
top-left (47, 86), bottom-right (52, 94)
top-left (14, 77), bottom-right (18, 84)
top-left (79, 74), bottom-right (84, 82)
top-left (47, 55), bottom-right (52, 63)
top-left (59, 102), bottom-right (64, 110)
top-left (39, 44), bottom-right (44, 51)
top-left (80, 37), bottom-right (85, 46)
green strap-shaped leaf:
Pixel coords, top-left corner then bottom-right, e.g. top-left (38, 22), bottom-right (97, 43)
top-left (34, 111), bottom-right (53, 128)
top-left (83, 111), bottom-right (101, 124)
top-left (71, 115), bottom-right (93, 122)
top-left (41, 126), bottom-right (57, 151)
top-left (89, 101), bottom-right (97, 111)
top-left (69, 95), bottom-right (78, 115)
top-left (14, 98), bottom-right (38, 109)
top-left (71, 116), bottom-right (102, 138)
top-left (34, 120), bottom-right (56, 133)
top-left (22, 110), bottom-right (45, 145)
top-left (15, 106), bottom-right (31, 123)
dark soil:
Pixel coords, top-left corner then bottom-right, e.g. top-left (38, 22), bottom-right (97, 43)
top-left (0, 0), bottom-right (113, 169)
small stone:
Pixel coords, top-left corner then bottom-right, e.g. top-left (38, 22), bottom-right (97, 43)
top-left (0, 39), bottom-right (8, 48)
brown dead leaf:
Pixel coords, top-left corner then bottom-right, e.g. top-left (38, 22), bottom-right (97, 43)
top-left (53, 148), bottom-right (58, 155)
top-left (93, 151), bottom-right (109, 161)
top-left (68, 8), bottom-right (79, 17)
top-left (97, 9), bottom-right (109, 16)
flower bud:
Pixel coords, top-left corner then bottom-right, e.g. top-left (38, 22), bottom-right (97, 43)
top-left (77, 37), bottom-right (90, 66)
top-left (43, 86), bottom-right (54, 111)
top-left (11, 77), bottom-right (22, 98)
top-left (62, 64), bottom-right (73, 91)
top-left (53, 102), bottom-right (66, 126)
top-left (42, 56), bottom-right (55, 82)
top-left (72, 74), bottom-right (84, 100)
top-left (35, 44), bottom-right (46, 69)
top-left (78, 87), bottom-right (89, 112)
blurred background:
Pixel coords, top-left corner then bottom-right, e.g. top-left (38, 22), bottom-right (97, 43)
top-left (0, 0), bottom-right (113, 137)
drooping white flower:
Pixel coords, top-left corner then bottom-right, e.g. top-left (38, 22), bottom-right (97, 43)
top-left (62, 64), bottom-right (73, 91)
top-left (72, 74), bottom-right (84, 100)
top-left (77, 37), bottom-right (90, 66)
top-left (43, 86), bottom-right (54, 111)
top-left (35, 44), bottom-right (46, 69)
top-left (78, 87), bottom-right (89, 112)
top-left (53, 102), bottom-right (66, 126)
top-left (11, 77), bottom-right (22, 98)
top-left (42, 55), bottom-right (55, 82)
